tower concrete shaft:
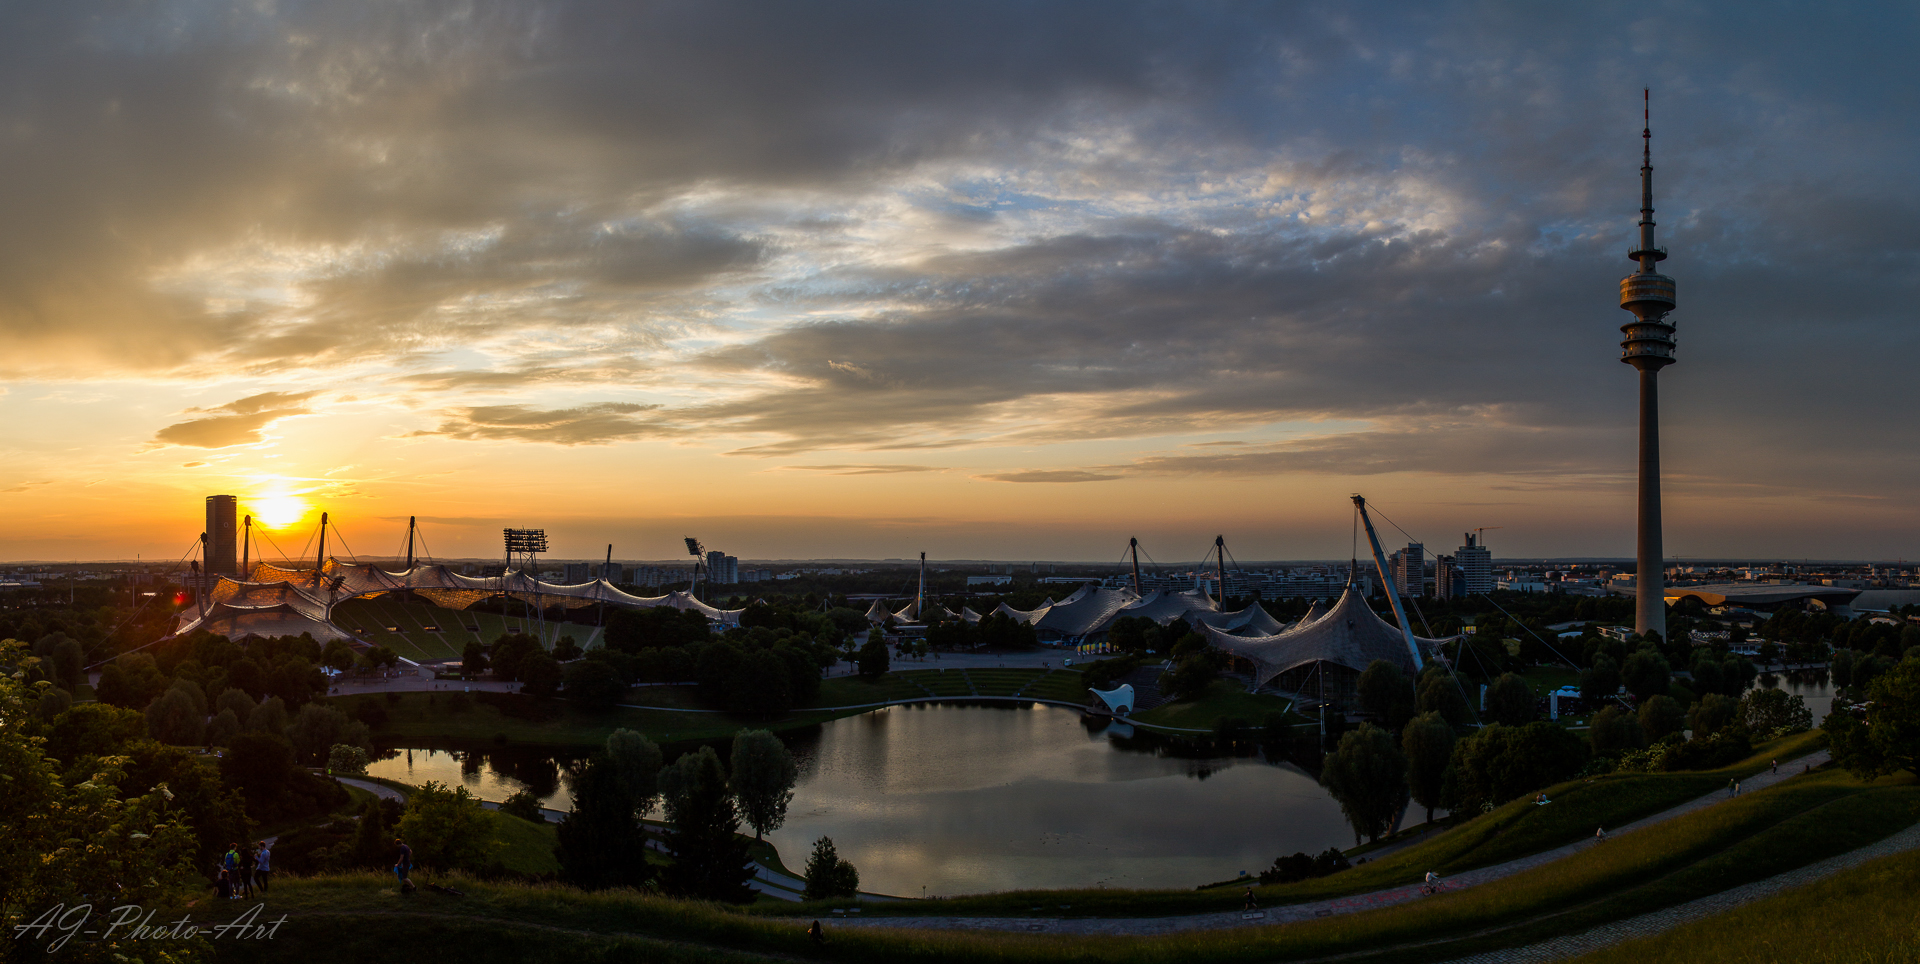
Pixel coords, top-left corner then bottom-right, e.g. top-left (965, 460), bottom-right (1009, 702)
top-left (1619, 90), bottom-right (1676, 639)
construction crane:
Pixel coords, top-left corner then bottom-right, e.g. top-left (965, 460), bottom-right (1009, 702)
top-left (1466, 526), bottom-right (1503, 547)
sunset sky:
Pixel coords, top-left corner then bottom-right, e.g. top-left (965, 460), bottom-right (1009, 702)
top-left (1, 2), bottom-right (1915, 564)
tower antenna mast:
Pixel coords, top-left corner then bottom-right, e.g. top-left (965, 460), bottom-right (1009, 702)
top-left (1619, 88), bottom-right (1678, 639)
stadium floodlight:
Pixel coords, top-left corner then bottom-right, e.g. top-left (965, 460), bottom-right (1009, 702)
top-left (684, 536), bottom-right (703, 557)
top-left (505, 529), bottom-right (549, 555)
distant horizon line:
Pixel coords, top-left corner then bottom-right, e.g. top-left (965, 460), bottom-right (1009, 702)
top-left (4, 556), bottom-right (1907, 568)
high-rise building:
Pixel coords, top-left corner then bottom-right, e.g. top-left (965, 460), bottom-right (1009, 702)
top-left (1435, 555), bottom-right (1457, 600)
top-left (1455, 533), bottom-right (1493, 594)
top-left (563, 562), bottom-right (591, 583)
top-left (204, 495), bottom-right (238, 575)
top-left (723, 555), bottom-right (739, 584)
top-left (1393, 543), bottom-right (1425, 597)
top-left (597, 562), bottom-right (621, 582)
top-left (1619, 91), bottom-right (1677, 639)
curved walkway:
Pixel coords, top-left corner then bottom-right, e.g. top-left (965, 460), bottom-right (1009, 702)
top-left (833, 750), bottom-right (1832, 936)
top-left (1439, 818), bottom-right (1920, 963)
top-left (618, 695), bottom-right (1092, 714)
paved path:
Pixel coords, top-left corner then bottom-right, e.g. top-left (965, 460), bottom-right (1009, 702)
top-left (337, 776), bottom-right (409, 803)
top-left (1437, 819), bottom-right (1920, 964)
top-left (834, 750), bottom-right (1832, 936)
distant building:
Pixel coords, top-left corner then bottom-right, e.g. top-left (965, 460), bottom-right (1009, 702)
top-left (205, 495), bottom-right (238, 575)
top-left (1390, 543), bottom-right (1424, 597)
top-left (1455, 533), bottom-right (1493, 594)
top-left (1435, 554), bottom-right (1457, 600)
top-left (563, 562), bottom-right (591, 583)
top-left (597, 562), bottom-right (621, 582)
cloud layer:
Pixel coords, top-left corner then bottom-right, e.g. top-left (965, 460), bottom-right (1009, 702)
top-left (2, 2), bottom-right (1917, 557)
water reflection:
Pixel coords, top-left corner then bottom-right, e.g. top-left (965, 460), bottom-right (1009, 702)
top-left (367, 745), bottom-right (584, 810)
top-left (766, 703), bottom-right (1351, 897)
top-left (367, 704), bottom-right (1358, 897)
top-left (1747, 668), bottom-right (1834, 725)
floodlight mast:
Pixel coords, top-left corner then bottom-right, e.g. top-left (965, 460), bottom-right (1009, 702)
top-left (685, 537), bottom-right (706, 602)
top-left (1351, 494), bottom-right (1424, 671)
top-left (241, 515), bottom-right (251, 578)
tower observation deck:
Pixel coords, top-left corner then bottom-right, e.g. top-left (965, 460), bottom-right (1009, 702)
top-left (1620, 90), bottom-right (1675, 639)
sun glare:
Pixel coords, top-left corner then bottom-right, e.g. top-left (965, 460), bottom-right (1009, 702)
top-left (250, 493), bottom-right (309, 529)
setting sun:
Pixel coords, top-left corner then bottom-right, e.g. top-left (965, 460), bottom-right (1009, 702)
top-left (249, 492), bottom-right (310, 529)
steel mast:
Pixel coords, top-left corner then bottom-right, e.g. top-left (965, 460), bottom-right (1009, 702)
top-left (1352, 495), bottom-right (1424, 671)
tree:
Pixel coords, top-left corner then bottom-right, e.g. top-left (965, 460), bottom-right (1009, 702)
top-left (802, 836), bottom-right (861, 900)
top-left (1415, 672), bottom-right (1472, 728)
top-left (729, 729), bottom-right (798, 841)
top-left (1588, 705), bottom-right (1644, 756)
top-left (522, 653), bottom-right (565, 699)
top-left (1356, 660), bottom-right (1415, 731)
top-left (658, 746), bottom-right (756, 902)
top-left (1638, 694), bottom-right (1686, 743)
top-left (1622, 648), bottom-right (1671, 703)
top-left (396, 781), bottom-right (500, 873)
top-left (1319, 722), bottom-right (1408, 845)
top-left (1402, 712), bottom-right (1454, 824)
top-left (460, 641), bottom-right (489, 679)
top-left (560, 657), bottom-right (623, 709)
top-left (605, 728), bottom-right (664, 817)
top-left (1484, 673), bottom-right (1537, 726)
top-left (489, 633), bottom-right (543, 681)
top-left (1740, 688), bottom-right (1812, 738)
top-left (726, 648), bottom-right (795, 715)
top-left (328, 743), bottom-right (369, 775)
top-left (247, 695), bottom-right (289, 735)
top-left (1448, 722), bottom-right (1588, 814)
top-left (556, 756), bottom-right (654, 890)
top-left (216, 686), bottom-right (257, 721)
top-left (1827, 655), bottom-right (1920, 780)
top-left (857, 635), bottom-right (890, 679)
top-left (0, 640), bottom-right (204, 962)
top-left (1579, 654), bottom-right (1622, 702)
top-left (1686, 693), bottom-right (1738, 736)
top-left (499, 790), bottom-right (544, 822)
top-left (206, 708), bottom-right (241, 747)
top-left (552, 636), bottom-right (583, 662)
top-left (289, 702), bottom-right (368, 764)
top-left (145, 684), bottom-right (206, 745)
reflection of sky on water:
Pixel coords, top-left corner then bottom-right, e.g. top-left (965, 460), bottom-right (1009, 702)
top-left (1747, 669), bottom-right (1834, 725)
top-left (366, 746), bottom-right (580, 811)
top-left (767, 704), bottom-right (1351, 897)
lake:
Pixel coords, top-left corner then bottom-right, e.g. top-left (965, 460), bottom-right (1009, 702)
top-left (367, 702), bottom-right (1356, 896)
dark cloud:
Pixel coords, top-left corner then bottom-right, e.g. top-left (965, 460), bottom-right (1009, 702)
top-left (403, 402), bottom-right (680, 445)
top-left (975, 470), bottom-right (1123, 484)
top-left (150, 391), bottom-right (319, 449)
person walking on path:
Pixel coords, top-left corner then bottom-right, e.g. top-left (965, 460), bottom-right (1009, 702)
top-left (239, 842), bottom-right (256, 898)
top-left (1771, 759), bottom-right (1779, 774)
top-left (808, 921), bottom-right (825, 946)
top-left (1728, 778), bottom-right (1736, 797)
top-left (394, 838), bottom-right (415, 894)
top-left (1595, 827), bottom-right (1608, 843)
top-left (1244, 887), bottom-right (1258, 911)
top-left (254, 841), bottom-right (272, 893)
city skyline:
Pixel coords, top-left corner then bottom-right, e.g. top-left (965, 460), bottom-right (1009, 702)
top-left (2, 4), bottom-right (1917, 563)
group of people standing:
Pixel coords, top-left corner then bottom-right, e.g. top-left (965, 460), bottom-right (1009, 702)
top-left (214, 841), bottom-right (272, 900)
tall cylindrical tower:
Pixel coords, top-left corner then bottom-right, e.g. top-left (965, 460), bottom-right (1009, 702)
top-left (1619, 90), bottom-right (1676, 640)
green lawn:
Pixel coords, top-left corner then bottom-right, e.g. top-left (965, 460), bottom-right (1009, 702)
top-left (1020, 669), bottom-right (1091, 703)
top-left (1133, 678), bottom-right (1300, 730)
top-left (1563, 840), bottom-right (1920, 964)
top-left (492, 811), bottom-right (560, 876)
